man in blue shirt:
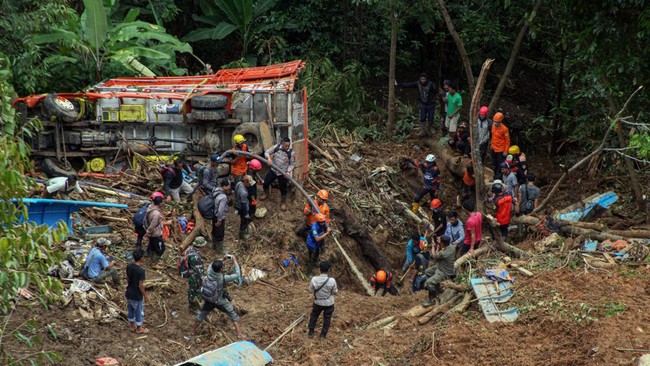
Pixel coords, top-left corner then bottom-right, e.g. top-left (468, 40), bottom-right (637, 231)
top-left (83, 238), bottom-right (120, 286)
top-left (306, 213), bottom-right (331, 272)
top-left (402, 233), bottom-right (428, 272)
top-left (444, 212), bottom-right (465, 247)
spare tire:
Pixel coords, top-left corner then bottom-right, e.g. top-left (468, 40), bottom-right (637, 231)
top-left (192, 109), bottom-right (228, 121)
top-left (42, 94), bottom-right (79, 122)
top-left (191, 95), bottom-right (228, 109)
top-left (233, 123), bottom-right (262, 154)
top-left (41, 158), bottom-right (76, 178)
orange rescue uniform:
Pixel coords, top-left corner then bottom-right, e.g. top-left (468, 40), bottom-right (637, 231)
top-left (491, 124), bottom-right (510, 153)
top-left (304, 201), bottom-right (330, 226)
top-left (231, 144), bottom-right (249, 176)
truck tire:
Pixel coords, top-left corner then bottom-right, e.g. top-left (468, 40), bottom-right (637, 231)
top-left (41, 158), bottom-right (76, 178)
top-left (191, 95), bottom-right (228, 109)
top-left (192, 109), bottom-right (228, 121)
top-left (42, 94), bottom-right (79, 123)
top-left (233, 123), bottom-right (262, 154)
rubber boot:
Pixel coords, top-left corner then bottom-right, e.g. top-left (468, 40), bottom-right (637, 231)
top-left (422, 289), bottom-right (436, 307)
top-left (213, 240), bottom-right (225, 254)
top-left (260, 189), bottom-right (269, 201)
top-left (411, 202), bottom-right (421, 214)
top-left (280, 195), bottom-right (287, 211)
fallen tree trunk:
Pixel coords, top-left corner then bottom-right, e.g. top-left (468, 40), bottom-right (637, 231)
top-left (332, 236), bottom-right (376, 297)
top-left (418, 293), bottom-right (464, 325)
top-left (365, 315), bottom-right (396, 330)
top-left (512, 215), bottom-right (649, 240)
top-left (441, 280), bottom-right (469, 292)
top-left (559, 226), bottom-right (625, 241)
top-left (403, 289), bottom-right (457, 318)
top-left (485, 215), bottom-right (530, 259)
top-left (444, 292), bottom-right (473, 317)
top-left (423, 139), bottom-right (494, 186)
top-left (454, 246), bottom-right (490, 268)
top-left (335, 209), bottom-right (394, 274)
top-left (180, 192), bottom-right (204, 252)
top-left (606, 229), bottom-right (650, 239)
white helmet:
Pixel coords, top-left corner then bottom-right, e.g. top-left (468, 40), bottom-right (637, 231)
top-left (425, 154), bottom-right (436, 163)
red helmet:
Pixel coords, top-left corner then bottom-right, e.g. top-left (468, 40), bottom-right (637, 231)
top-left (430, 198), bottom-right (442, 209)
top-left (151, 192), bottom-right (164, 200)
top-left (479, 106), bottom-right (489, 117)
top-left (248, 159), bottom-right (262, 171)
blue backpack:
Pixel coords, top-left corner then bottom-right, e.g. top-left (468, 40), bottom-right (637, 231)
top-left (133, 202), bottom-right (151, 228)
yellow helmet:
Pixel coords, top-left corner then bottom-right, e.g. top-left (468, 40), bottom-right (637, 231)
top-left (508, 145), bottom-right (520, 155)
top-left (233, 134), bottom-right (245, 144)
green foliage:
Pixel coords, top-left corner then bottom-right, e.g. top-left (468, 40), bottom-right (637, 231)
top-left (629, 130), bottom-right (650, 159)
top-left (31, 0), bottom-right (192, 88)
top-left (602, 302), bottom-right (626, 317)
top-left (184, 0), bottom-right (279, 58)
top-left (0, 53), bottom-right (68, 366)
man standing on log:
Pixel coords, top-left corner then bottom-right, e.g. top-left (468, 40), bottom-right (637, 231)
top-left (422, 235), bottom-right (456, 307)
top-left (407, 154), bottom-right (441, 214)
top-left (444, 81), bottom-right (462, 139)
top-left (461, 199), bottom-right (483, 256)
top-left (307, 261), bottom-right (338, 339)
top-left (397, 72), bottom-right (437, 137)
top-left (490, 112), bottom-right (510, 173)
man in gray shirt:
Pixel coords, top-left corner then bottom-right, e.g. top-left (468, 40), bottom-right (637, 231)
top-left (212, 179), bottom-right (232, 254)
top-left (234, 176), bottom-right (252, 240)
top-left (517, 173), bottom-right (541, 214)
top-left (192, 154), bottom-right (220, 195)
top-left (307, 261), bottom-right (338, 339)
top-left (261, 137), bottom-right (295, 210)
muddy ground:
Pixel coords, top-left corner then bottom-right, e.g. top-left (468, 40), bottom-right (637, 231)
top-left (5, 139), bottom-right (650, 366)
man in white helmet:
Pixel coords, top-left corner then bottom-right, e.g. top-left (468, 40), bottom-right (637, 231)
top-left (406, 154), bottom-right (441, 214)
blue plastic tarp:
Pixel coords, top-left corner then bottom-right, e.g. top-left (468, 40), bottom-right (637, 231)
top-left (174, 341), bottom-right (272, 366)
top-left (554, 191), bottom-right (618, 222)
top-left (14, 198), bottom-right (128, 232)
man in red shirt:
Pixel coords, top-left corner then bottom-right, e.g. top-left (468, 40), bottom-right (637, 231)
top-left (492, 183), bottom-right (513, 240)
top-left (460, 199), bottom-right (482, 256)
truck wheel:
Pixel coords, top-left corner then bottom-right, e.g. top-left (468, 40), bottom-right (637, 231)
top-left (42, 94), bottom-right (79, 123)
top-left (41, 158), bottom-right (76, 178)
top-left (192, 109), bottom-right (228, 121)
top-left (190, 95), bottom-right (228, 109)
top-left (233, 123), bottom-right (262, 154)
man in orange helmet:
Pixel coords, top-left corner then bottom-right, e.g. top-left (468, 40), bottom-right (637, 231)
top-left (490, 112), bottom-right (510, 173)
top-left (370, 269), bottom-right (394, 296)
top-left (306, 213), bottom-right (332, 272)
top-left (297, 190), bottom-right (331, 237)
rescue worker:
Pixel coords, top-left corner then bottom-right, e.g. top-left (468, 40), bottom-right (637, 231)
top-left (490, 112), bottom-right (510, 173)
top-left (397, 72), bottom-right (437, 136)
top-left (212, 179), bottom-right (232, 254)
top-left (261, 137), bottom-right (295, 210)
top-left (448, 122), bottom-right (470, 156)
top-left (306, 213), bottom-right (332, 272)
top-left (462, 161), bottom-right (476, 202)
top-left (41, 174), bottom-right (89, 200)
top-left (477, 106), bottom-right (492, 161)
top-left (444, 212), bottom-right (465, 247)
top-left (426, 198), bottom-right (446, 246)
top-left (412, 251), bottom-right (429, 292)
top-left (370, 269), bottom-right (393, 296)
top-left (297, 190), bottom-right (331, 237)
top-left (422, 235), bottom-right (456, 307)
top-left (491, 183), bottom-right (513, 241)
top-left (234, 176), bottom-right (252, 240)
top-left (229, 134), bottom-right (249, 183)
top-left (192, 153), bottom-right (220, 195)
top-left (162, 159), bottom-right (193, 202)
top-left (508, 145), bottom-right (528, 184)
top-left (143, 192), bottom-right (172, 269)
top-left (407, 154), bottom-right (441, 214)
top-left (402, 233), bottom-right (428, 272)
top-left (183, 236), bottom-right (207, 313)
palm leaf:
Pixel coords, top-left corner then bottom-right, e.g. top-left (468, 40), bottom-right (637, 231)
top-left (123, 8), bottom-right (140, 22)
top-left (253, 0), bottom-right (279, 17)
top-left (33, 30), bottom-right (79, 45)
top-left (183, 23), bottom-right (237, 42)
top-left (82, 0), bottom-right (108, 53)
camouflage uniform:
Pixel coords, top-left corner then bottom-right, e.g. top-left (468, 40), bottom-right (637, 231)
top-left (185, 247), bottom-right (205, 310)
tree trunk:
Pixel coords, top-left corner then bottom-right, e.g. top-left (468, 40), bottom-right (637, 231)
top-left (436, 0), bottom-right (475, 94)
top-left (386, 0), bottom-right (397, 138)
top-left (549, 45), bottom-right (566, 155)
top-left (423, 139), bottom-right (494, 186)
top-left (488, 0), bottom-right (543, 112)
top-left (470, 59), bottom-right (494, 212)
top-left (600, 75), bottom-right (644, 206)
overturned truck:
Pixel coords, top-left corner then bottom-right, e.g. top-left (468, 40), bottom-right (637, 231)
top-left (13, 60), bottom-right (309, 180)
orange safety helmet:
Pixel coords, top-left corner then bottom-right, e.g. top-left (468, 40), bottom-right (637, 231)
top-left (314, 213), bottom-right (327, 223)
top-left (418, 240), bottom-right (428, 251)
top-left (430, 198), bottom-right (442, 209)
top-left (493, 112), bottom-right (504, 122)
top-left (375, 270), bottom-right (387, 283)
top-left (317, 190), bottom-right (329, 201)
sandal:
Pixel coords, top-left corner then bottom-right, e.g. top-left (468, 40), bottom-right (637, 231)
top-left (135, 327), bottom-right (150, 334)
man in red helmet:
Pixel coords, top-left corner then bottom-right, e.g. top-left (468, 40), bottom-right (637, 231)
top-left (476, 106), bottom-right (492, 161)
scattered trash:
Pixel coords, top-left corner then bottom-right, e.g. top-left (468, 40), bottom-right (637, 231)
top-left (349, 154), bottom-right (362, 162)
top-left (171, 311), bottom-right (178, 318)
top-left (96, 357), bottom-right (119, 365)
top-left (254, 207), bottom-right (268, 218)
top-left (282, 254), bottom-right (299, 267)
top-left (244, 268), bottom-right (268, 285)
top-left (535, 232), bottom-right (565, 252)
top-left (172, 341), bottom-right (272, 366)
top-left (612, 240), bottom-right (629, 251)
top-left (554, 191), bottom-right (618, 222)
top-left (583, 239), bottom-right (598, 252)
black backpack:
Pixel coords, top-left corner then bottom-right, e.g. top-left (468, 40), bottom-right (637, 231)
top-left (198, 189), bottom-right (225, 220)
top-left (201, 274), bottom-right (224, 303)
top-left (133, 202), bottom-right (151, 228)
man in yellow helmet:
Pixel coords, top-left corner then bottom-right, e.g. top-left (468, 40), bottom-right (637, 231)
top-left (228, 134), bottom-right (249, 183)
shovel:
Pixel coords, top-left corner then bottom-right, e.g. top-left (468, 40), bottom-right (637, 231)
top-left (396, 262), bottom-right (414, 286)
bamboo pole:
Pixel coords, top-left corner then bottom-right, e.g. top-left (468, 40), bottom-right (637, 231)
top-left (332, 236), bottom-right (376, 297)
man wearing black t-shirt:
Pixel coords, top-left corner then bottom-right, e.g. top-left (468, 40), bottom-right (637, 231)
top-left (126, 249), bottom-right (148, 334)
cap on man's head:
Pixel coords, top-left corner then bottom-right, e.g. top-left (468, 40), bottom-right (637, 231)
top-left (96, 238), bottom-right (112, 247)
top-left (193, 236), bottom-right (207, 247)
top-left (500, 162), bottom-right (510, 169)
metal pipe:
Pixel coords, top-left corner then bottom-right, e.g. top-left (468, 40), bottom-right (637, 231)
top-left (219, 150), bottom-right (320, 214)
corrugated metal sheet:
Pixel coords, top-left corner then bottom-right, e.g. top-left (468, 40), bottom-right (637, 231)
top-left (174, 341), bottom-right (272, 366)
